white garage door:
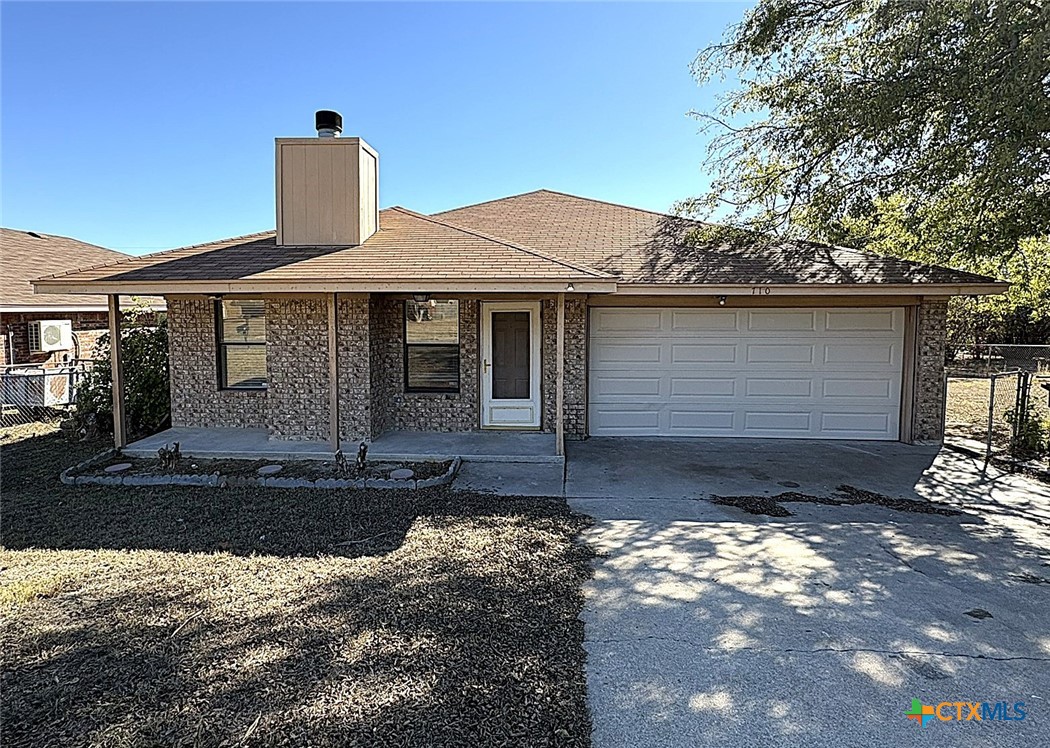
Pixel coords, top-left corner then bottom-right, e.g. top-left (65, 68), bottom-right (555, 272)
top-left (588, 307), bottom-right (904, 440)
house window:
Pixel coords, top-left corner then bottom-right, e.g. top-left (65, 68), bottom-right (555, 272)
top-left (27, 323), bottom-right (41, 352)
top-left (404, 300), bottom-right (459, 392)
top-left (216, 299), bottom-right (267, 389)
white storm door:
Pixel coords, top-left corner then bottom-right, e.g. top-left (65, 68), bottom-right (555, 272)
top-left (480, 302), bottom-right (542, 428)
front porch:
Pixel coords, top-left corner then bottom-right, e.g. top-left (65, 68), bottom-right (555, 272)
top-left (123, 426), bottom-right (561, 464)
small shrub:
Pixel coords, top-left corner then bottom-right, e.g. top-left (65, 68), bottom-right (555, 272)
top-left (74, 306), bottom-right (169, 439)
top-left (1005, 404), bottom-right (1050, 461)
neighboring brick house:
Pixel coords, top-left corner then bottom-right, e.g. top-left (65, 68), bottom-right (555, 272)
top-left (33, 111), bottom-right (1005, 452)
top-left (1, 228), bottom-right (163, 368)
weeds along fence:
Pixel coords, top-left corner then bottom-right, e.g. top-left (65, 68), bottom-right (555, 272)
top-left (0, 362), bottom-right (92, 426)
top-left (981, 371), bottom-right (1047, 465)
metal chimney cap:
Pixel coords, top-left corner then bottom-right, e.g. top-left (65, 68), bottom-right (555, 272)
top-left (315, 110), bottom-right (343, 137)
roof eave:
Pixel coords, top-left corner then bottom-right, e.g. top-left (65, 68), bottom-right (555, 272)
top-left (32, 278), bottom-right (620, 295)
top-left (611, 282), bottom-right (1009, 296)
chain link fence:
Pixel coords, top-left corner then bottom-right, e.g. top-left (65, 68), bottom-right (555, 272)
top-left (1, 362), bottom-right (93, 426)
top-left (945, 369), bottom-right (1050, 467)
top-left (947, 343), bottom-right (1050, 376)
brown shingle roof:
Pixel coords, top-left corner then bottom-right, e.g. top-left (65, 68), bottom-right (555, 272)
top-left (33, 208), bottom-right (613, 293)
top-left (435, 189), bottom-right (1002, 287)
top-left (1, 227), bottom-right (163, 309)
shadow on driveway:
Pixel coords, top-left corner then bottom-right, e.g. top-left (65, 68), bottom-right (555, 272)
top-left (569, 440), bottom-right (1049, 747)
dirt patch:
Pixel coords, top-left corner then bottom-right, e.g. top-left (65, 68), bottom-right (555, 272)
top-left (1, 423), bottom-right (593, 748)
top-left (712, 493), bottom-right (802, 517)
top-left (713, 485), bottom-right (962, 518)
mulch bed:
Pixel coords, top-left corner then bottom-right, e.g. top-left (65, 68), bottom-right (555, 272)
top-left (0, 423), bottom-right (594, 748)
top-left (78, 453), bottom-right (453, 481)
top-left (713, 484), bottom-right (963, 518)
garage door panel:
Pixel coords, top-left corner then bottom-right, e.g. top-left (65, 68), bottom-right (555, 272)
top-left (747, 310), bottom-right (816, 332)
top-left (669, 410), bottom-right (736, 431)
top-left (746, 343), bottom-right (815, 364)
top-left (824, 309), bottom-right (900, 332)
top-left (745, 377), bottom-right (814, 398)
top-left (821, 412), bottom-right (892, 435)
top-left (671, 310), bottom-right (739, 331)
top-left (669, 377), bottom-right (737, 397)
top-left (823, 342), bottom-right (897, 365)
top-left (744, 411), bottom-right (813, 433)
top-left (821, 377), bottom-right (895, 399)
top-left (591, 308), bottom-right (664, 332)
top-left (592, 374), bottom-right (663, 397)
top-left (672, 343), bottom-right (738, 363)
top-left (589, 307), bottom-right (904, 440)
top-left (589, 406), bottom-right (662, 434)
top-left (594, 342), bottom-right (664, 364)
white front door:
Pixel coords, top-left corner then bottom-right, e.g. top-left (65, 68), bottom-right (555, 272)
top-left (480, 301), bottom-right (541, 428)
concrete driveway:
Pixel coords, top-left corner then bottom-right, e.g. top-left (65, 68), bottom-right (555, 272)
top-left (566, 439), bottom-right (1050, 747)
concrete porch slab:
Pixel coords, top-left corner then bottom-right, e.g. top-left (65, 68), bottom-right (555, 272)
top-left (124, 427), bottom-right (331, 460)
top-left (124, 427), bottom-right (561, 465)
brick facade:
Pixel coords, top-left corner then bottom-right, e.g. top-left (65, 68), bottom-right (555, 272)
top-left (562, 298), bottom-right (588, 440)
top-left (265, 297), bottom-right (331, 441)
top-left (338, 294), bottom-right (372, 443)
top-left (912, 297), bottom-right (949, 443)
top-left (165, 293), bottom-right (581, 442)
top-left (165, 293), bottom-right (945, 444)
top-left (168, 297), bottom-right (269, 430)
top-left (540, 297), bottom-right (588, 439)
top-left (370, 295), bottom-right (482, 434)
top-left (0, 311), bottom-right (109, 367)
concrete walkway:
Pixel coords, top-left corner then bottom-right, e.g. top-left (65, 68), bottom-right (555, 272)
top-left (570, 447), bottom-right (1050, 747)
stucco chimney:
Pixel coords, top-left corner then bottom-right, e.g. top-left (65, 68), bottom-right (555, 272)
top-left (275, 110), bottom-right (378, 246)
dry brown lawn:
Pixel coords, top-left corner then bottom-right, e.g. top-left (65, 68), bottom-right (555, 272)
top-left (0, 423), bottom-right (593, 748)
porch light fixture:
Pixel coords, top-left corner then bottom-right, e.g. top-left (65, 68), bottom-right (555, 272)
top-left (718, 296), bottom-right (727, 306)
top-left (566, 283), bottom-right (575, 292)
top-left (412, 293), bottom-right (431, 303)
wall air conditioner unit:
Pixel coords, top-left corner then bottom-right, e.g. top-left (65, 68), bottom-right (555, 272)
top-left (29, 320), bottom-right (73, 352)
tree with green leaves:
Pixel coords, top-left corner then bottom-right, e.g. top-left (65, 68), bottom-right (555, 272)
top-left (685, 0), bottom-right (1050, 343)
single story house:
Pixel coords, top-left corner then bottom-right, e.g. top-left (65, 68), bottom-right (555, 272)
top-left (33, 111), bottom-right (1005, 454)
top-left (2, 227), bottom-right (163, 367)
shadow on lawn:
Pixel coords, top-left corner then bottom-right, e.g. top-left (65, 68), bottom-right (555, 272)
top-left (1, 427), bottom-right (595, 747)
top-left (3, 527), bottom-right (594, 747)
top-left (3, 429), bottom-right (474, 559)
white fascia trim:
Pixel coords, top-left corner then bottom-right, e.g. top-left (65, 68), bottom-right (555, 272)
top-left (612, 282), bottom-right (1009, 296)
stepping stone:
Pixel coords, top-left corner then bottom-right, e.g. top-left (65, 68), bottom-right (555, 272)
top-left (389, 468), bottom-right (414, 480)
top-left (105, 462), bottom-right (132, 473)
top-left (257, 464), bottom-right (283, 475)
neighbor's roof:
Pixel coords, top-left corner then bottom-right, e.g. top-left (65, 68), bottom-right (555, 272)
top-left (1, 227), bottom-right (164, 310)
top-left (435, 190), bottom-right (1003, 289)
top-left (32, 208), bottom-right (616, 295)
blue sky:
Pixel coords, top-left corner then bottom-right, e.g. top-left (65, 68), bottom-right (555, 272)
top-left (2, 1), bottom-right (744, 254)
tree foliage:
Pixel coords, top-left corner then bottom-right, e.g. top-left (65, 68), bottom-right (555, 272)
top-left (75, 306), bottom-right (170, 438)
top-left (686, 0), bottom-right (1050, 264)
